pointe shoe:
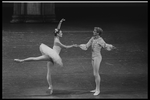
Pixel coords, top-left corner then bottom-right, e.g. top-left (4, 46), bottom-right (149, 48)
top-left (49, 89), bottom-right (53, 94)
top-left (90, 89), bottom-right (96, 92)
top-left (93, 91), bottom-right (100, 96)
top-left (48, 87), bottom-right (53, 94)
top-left (14, 59), bottom-right (23, 63)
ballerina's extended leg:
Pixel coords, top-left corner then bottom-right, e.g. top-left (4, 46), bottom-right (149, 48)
top-left (14, 55), bottom-right (50, 62)
top-left (14, 59), bottom-right (24, 62)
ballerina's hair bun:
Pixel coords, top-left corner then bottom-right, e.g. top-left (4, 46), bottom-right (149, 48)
top-left (54, 28), bottom-right (60, 36)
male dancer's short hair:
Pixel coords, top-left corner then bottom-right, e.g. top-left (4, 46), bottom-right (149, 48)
top-left (95, 27), bottom-right (103, 35)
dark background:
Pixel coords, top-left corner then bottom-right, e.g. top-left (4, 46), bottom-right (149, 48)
top-left (2, 3), bottom-right (148, 22)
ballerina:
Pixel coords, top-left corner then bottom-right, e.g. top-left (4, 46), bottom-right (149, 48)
top-left (14, 18), bottom-right (77, 94)
top-left (77, 27), bottom-right (116, 95)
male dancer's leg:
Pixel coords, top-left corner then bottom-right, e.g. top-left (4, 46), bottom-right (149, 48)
top-left (91, 57), bottom-right (101, 95)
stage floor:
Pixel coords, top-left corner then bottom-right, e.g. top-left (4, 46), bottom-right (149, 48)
top-left (2, 20), bottom-right (148, 99)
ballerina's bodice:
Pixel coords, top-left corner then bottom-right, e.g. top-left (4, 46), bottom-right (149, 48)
top-left (53, 37), bottom-right (62, 54)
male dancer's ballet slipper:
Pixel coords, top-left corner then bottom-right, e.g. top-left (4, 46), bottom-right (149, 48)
top-left (90, 89), bottom-right (96, 92)
top-left (93, 91), bottom-right (100, 96)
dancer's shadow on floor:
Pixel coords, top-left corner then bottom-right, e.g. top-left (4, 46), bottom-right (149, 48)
top-left (46, 89), bottom-right (90, 96)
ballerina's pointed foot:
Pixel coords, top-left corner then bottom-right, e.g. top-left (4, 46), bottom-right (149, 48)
top-left (49, 89), bottom-right (53, 95)
top-left (93, 91), bottom-right (100, 96)
top-left (14, 59), bottom-right (24, 63)
top-left (48, 87), bottom-right (53, 94)
top-left (90, 89), bottom-right (96, 92)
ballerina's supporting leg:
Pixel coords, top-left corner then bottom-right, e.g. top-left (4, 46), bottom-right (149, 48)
top-left (47, 61), bottom-right (54, 94)
top-left (14, 55), bottom-right (54, 94)
top-left (14, 55), bottom-right (50, 62)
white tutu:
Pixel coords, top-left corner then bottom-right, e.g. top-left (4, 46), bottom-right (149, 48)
top-left (40, 43), bottom-right (63, 66)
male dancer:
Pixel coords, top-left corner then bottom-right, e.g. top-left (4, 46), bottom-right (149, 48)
top-left (78, 27), bottom-right (116, 95)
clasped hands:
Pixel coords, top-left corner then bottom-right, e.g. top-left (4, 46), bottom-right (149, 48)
top-left (72, 44), bottom-right (79, 47)
top-left (72, 44), bottom-right (86, 49)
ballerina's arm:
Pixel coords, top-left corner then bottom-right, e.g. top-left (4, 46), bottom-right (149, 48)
top-left (57, 18), bottom-right (65, 30)
top-left (55, 41), bottom-right (77, 49)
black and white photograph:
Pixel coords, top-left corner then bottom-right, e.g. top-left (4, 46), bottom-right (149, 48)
top-left (2, 1), bottom-right (148, 99)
